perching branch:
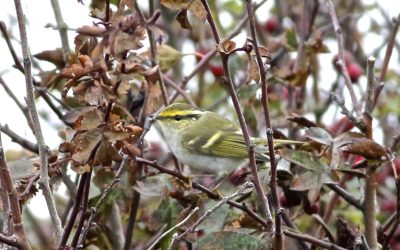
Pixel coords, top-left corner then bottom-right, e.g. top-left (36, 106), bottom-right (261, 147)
top-left (245, 0), bottom-right (282, 249)
top-left (13, 0), bottom-right (64, 244)
top-left (200, 0), bottom-right (273, 230)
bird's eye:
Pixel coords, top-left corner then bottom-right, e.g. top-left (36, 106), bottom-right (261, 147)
top-left (174, 115), bottom-right (182, 121)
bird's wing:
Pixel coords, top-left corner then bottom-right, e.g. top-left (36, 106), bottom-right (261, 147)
top-left (183, 112), bottom-right (265, 159)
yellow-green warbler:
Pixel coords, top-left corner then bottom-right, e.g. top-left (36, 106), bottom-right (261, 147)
top-left (155, 103), bottom-right (298, 175)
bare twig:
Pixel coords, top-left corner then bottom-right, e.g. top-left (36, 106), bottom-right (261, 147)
top-left (327, 183), bottom-right (363, 210)
top-left (245, 1), bottom-right (282, 248)
top-left (49, 0), bottom-right (70, 59)
top-left (284, 229), bottom-right (347, 250)
top-left (0, 77), bottom-right (34, 132)
top-left (373, 13), bottom-right (400, 108)
top-left (0, 133), bottom-right (30, 249)
top-left (168, 1), bottom-right (267, 104)
top-left (331, 93), bottom-right (365, 132)
top-left (200, 0), bottom-right (273, 230)
top-left (381, 159), bottom-right (400, 249)
top-left (135, 156), bottom-right (346, 250)
top-left (147, 207), bottom-right (199, 250)
top-left (325, 0), bottom-right (361, 117)
top-left (77, 156), bottom-right (130, 248)
top-left (0, 21), bottom-right (24, 72)
top-left (363, 166), bottom-right (377, 249)
top-left (364, 56), bottom-right (376, 115)
top-left (169, 182), bottom-right (254, 248)
top-left (0, 124), bottom-right (38, 153)
top-left (14, 0), bottom-right (64, 244)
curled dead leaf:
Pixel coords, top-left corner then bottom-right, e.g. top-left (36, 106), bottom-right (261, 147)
top-left (76, 25), bottom-right (107, 36)
top-left (340, 138), bottom-right (388, 161)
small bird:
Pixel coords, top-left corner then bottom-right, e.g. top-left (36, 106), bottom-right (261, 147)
top-left (155, 103), bottom-right (298, 175)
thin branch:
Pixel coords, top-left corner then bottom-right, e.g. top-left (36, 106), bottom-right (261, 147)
top-left (373, 13), bottom-right (400, 108)
top-left (327, 183), bottom-right (363, 210)
top-left (381, 159), bottom-right (400, 249)
top-left (13, 0), bottom-right (64, 244)
top-left (135, 156), bottom-right (346, 250)
top-left (77, 157), bottom-right (130, 248)
top-left (283, 229), bottom-right (347, 250)
top-left (147, 207), bottom-right (199, 250)
top-left (325, 0), bottom-right (361, 117)
top-left (331, 93), bottom-right (365, 132)
top-left (0, 76), bottom-right (34, 132)
top-left (171, 182), bottom-right (254, 244)
top-left (168, 0), bottom-right (267, 104)
top-left (0, 124), bottom-right (38, 153)
top-left (0, 133), bottom-right (30, 250)
top-left (200, 0), bottom-right (273, 230)
top-left (0, 233), bottom-right (18, 248)
top-left (0, 21), bottom-right (24, 72)
top-left (49, 0), bottom-right (70, 59)
top-left (59, 173), bottom-right (88, 247)
top-left (135, 4), bottom-right (169, 106)
top-left (245, 1), bottom-right (282, 248)
top-left (364, 56), bottom-right (376, 115)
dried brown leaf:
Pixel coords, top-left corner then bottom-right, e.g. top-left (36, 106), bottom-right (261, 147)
top-left (64, 106), bottom-right (98, 124)
top-left (76, 25), bottom-right (106, 36)
top-left (94, 138), bottom-right (122, 166)
top-left (340, 138), bottom-right (388, 161)
top-left (161, 0), bottom-right (206, 21)
top-left (287, 113), bottom-right (318, 128)
top-left (71, 128), bottom-right (102, 165)
top-left (61, 63), bottom-right (86, 79)
top-left (248, 58), bottom-right (260, 83)
top-left (75, 108), bottom-right (103, 131)
top-left (176, 9), bottom-right (192, 30)
top-left (34, 49), bottom-right (65, 68)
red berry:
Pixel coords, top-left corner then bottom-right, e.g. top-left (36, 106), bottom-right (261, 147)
top-left (279, 193), bottom-right (289, 207)
top-left (332, 51), bottom-right (354, 70)
top-left (264, 17), bottom-right (279, 33)
top-left (228, 168), bottom-right (248, 186)
top-left (392, 157), bottom-right (400, 175)
top-left (381, 200), bottom-right (396, 213)
top-left (210, 64), bottom-right (224, 77)
top-left (329, 116), bottom-right (354, 136)
top-left (347, 63), bottom-right (363, 82)
top-left (303, 202), bottom-right (320, 215)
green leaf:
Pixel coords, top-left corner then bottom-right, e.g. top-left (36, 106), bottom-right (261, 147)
top-left (291, 171), bottom-right (329, 191)
top-left (304, 127), bottom-right (333, 145)
top-left (156, 44), bottom-right (184, 71)
top-left (237, 84), bottom-right (260, 99)
top-left (198, 231), bottom-right (271, 250)
top-left (283, 29), bottom-right (298, 51)
top-left (279, 149), bottom-right (329, 172)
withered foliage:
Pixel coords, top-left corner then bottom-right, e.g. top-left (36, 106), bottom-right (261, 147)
top-left (2, 0), bottom-right (400, 250)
